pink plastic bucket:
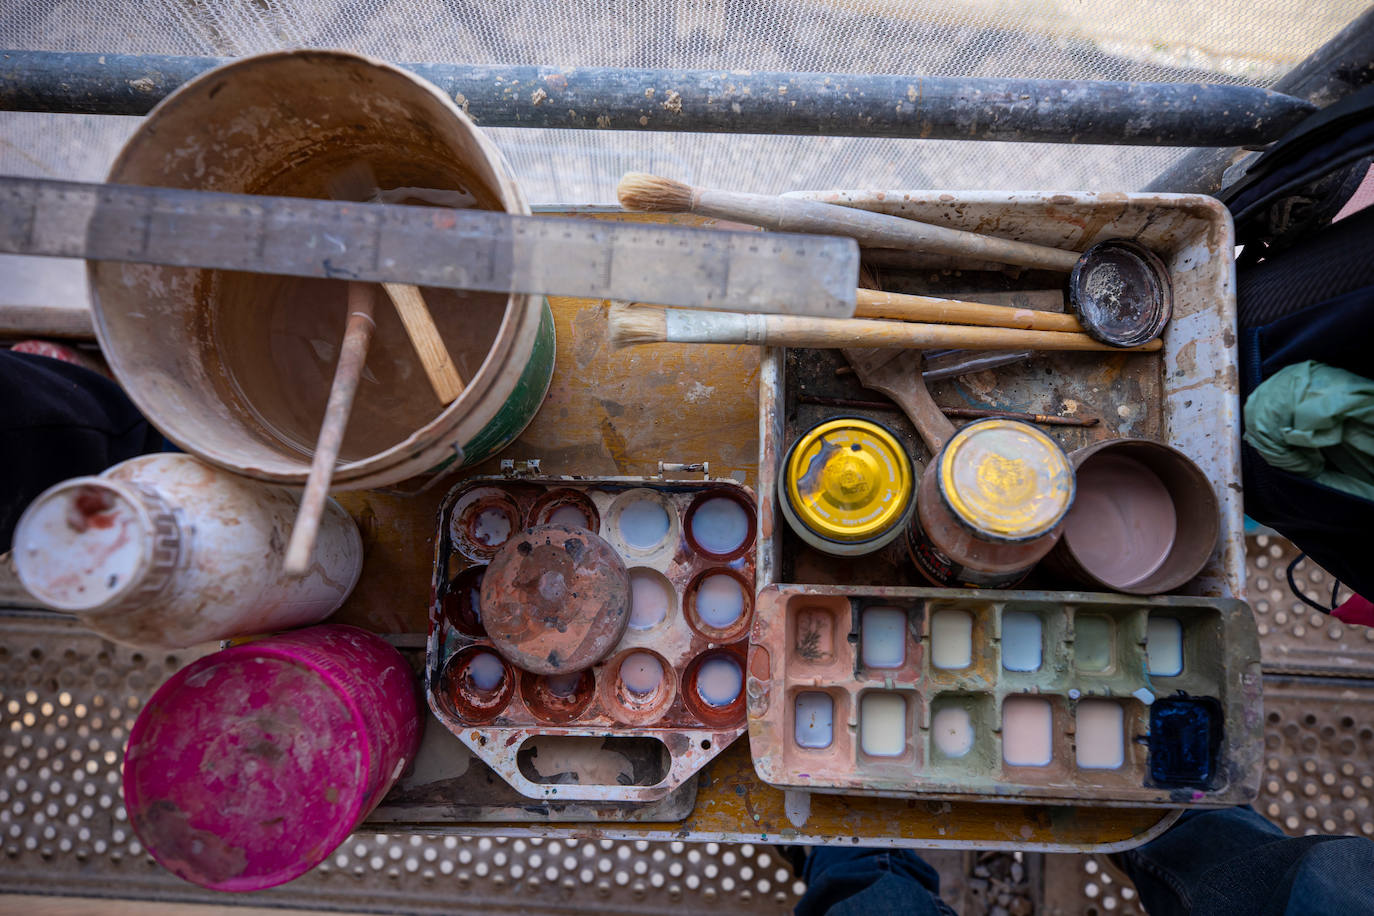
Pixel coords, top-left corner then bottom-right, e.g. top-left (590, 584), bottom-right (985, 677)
top-left (123, 625), bottom-right (422, 891)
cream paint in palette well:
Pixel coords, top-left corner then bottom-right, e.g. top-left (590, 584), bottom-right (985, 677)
top-left (429, 477), bottom-right (758, 803)
top-left (749, 587), bottom-right (1256, 807)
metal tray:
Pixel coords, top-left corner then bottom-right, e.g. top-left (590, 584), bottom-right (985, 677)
top-left (759, 190), bottom-right (1244, 599)
top-left (746, 584), bottom-right (1263, 807)
top-left (749, 191), bottom-right (1252, 805)
top-left (426, 475), bottom-right (756, 803)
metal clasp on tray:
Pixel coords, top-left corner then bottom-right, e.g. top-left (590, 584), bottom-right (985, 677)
top-left (655, 461), bottom-right (711, 479)
top-left (499, 459), bottom-right (542, 478)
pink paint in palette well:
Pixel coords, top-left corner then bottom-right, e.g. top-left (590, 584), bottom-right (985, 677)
top-left (620, 652), bottom-right (664, 695)
top-left (1001, 696), bottom-right (1053, 766)
top-left (628, 568), bottom-right (672, 630)
top-left (931, 705), bottom-right (975, 758)
top-left (1076, 699), bottom-right (1126, 769)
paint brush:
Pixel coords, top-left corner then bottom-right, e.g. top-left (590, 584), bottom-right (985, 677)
top-left (854, 288), bottom-right (1083, 333)
top-left (284, 283), bottom-right (376, 576)
top-left (329, 161), bottom-right (466, 404)
top-left (616, 172), bottom-right (1080, 273)
top-left (607, 304), bottom-right (1162, 353)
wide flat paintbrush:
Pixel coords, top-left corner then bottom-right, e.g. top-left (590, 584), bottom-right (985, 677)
top-left (607, 304), bottom-right (1161, 353)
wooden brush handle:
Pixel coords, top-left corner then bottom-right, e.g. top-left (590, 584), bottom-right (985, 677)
top-left (656, 309), bottom-right (1161, 352)
top-left (854, 288), bottom-right (1083, 333)
top-left (381, 282), bottom-right (465, 404)
top-left (691, 189), bottom-right (1081, 272)
top-left (285, 283), bottom-right (376, 577)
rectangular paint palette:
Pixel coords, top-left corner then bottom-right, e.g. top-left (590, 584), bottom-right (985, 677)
top-left (746, 586), bottom-right (1262, 806)
top-left (426, 476), bottom-right (756, 803)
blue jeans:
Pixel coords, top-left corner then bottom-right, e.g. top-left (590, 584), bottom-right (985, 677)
top-left (795, 806), bottom-right (1374, 915)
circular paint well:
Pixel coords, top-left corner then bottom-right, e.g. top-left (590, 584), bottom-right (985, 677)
top-left (628, 568), bottom-right (673, 630)
top-left (695, 573), bottom-right (746, 630)
top-left (620, 652), bottom-right (664, 695)
top-left (690, 496), bottom-right (750, 556)
top-left (466, 651), bottom-right (507, 691)
top-left (548, 505), bottom-right (591, 528)
top-left (695, 656), bottom-right (743, 707)
top-left (618, 499), bottom-right (671, 550)
top-left (545, 672), bottom-right (584, 697)
top-left (473, 507), bottom-right (514, 548)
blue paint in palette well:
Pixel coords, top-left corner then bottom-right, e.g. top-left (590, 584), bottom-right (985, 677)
top-left (1148, 696), bottom-right (1222, 788)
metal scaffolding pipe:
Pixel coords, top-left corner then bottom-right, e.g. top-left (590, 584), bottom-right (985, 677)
top-left (0, 49), bottom-right (1315, 147)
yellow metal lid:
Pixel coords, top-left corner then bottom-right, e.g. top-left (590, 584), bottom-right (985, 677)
top-left (784, 419), bottom-right (914, 542)
top-left (938, 419), bottom-right (1074, 541)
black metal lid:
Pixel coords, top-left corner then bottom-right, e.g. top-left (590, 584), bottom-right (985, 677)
top-left (1070, 239), bottom-right (1173, 348)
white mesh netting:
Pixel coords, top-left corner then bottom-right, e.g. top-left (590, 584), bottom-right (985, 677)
top-left (0, 1), bottom-right (1362, 304)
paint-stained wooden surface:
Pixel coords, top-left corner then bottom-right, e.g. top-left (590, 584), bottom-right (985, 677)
top-left (336, 211), bottom-right (1172, 849)
top-left (334, 212), bottom-right (760, 636)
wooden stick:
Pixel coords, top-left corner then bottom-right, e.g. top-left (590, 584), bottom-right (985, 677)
top-left (608, 304), bottom-right (1162, 353)
top-left (854, 288), bottom-right (1083, 333)
top-left (617, 173), bottom-right (1081, 272)
top-left (797, 394), bottom-right (1099, 427)
top-left (327, 161), bottom-right (464, 406)
top-left (380, 282), bottom-right (465, 404)
top-left (284, 283), bottom-right (377, 577)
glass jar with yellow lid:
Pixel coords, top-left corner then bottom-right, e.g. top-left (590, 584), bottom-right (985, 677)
top-left (906, 418), bottom-right (1075, 588)
top-left (779, 417), bottom-right (916, 556)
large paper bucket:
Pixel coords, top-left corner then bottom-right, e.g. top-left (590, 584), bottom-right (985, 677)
top-left (88, 50), bottom-right (554, 488)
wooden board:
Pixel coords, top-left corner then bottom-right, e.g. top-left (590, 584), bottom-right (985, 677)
top-left (331, 212), bottom-right (1173, 850)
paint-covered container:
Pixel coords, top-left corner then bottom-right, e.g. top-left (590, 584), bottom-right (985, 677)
top-left (428, 475), bottom-right (756, 802)
top-left (123, 625), bottom-right (422, 891)
top-left (746, 585), bottom-right (1262, 807)
top-left (906, 419), bottom-right (1073, 588)
top-left (778, 418), bottom-right (915, 557)
top-left (12, 453), bottom-right (361, 649)
top-left (1044, 438), bottom-right (1219, 596)
top-left (88, 50), bottom-right (554, 489)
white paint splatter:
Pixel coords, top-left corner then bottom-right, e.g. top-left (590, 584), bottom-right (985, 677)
top-left (684, 380), bottom-right (715, 403)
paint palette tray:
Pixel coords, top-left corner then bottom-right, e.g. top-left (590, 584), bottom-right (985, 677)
top-left (426, 476), bottom-right (756, 802)
top-left (746, 585), bottom-right (1263, 807)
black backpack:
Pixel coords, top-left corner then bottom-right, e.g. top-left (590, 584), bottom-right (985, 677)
top-left (1219, 86), bottom-right (1374, 597)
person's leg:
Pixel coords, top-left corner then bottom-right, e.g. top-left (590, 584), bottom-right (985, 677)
top-left (1113, 805), bottom-right (1374, 916)
top-left (0, 350), bottom-right (164, 550)
top-left (796, 846), bottom-right (957, 916)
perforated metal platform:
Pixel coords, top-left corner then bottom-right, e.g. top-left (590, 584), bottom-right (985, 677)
top-left (1041, 535), bottom-right (1373, 916)
top-left (2, 534), bottom-right (1368, 914)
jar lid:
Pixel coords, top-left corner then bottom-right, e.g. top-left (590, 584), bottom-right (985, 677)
top-left (1070, 239), bottom-right (1172, 348)
top-left (784, 418), bottom-right (914, 543)
top-left (938, 419), bottom-right (1074, 542)
top-left (480, 524), bottom-right (632, 675)
top-left (13, 477), bottom-right (180, 613)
